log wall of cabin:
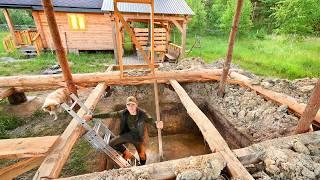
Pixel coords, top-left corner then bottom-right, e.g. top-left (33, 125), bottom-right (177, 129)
top-left (32, 11), bottom-right (114, 51)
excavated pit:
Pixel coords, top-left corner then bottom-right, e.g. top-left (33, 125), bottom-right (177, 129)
top-left (96, 84), bottom-right (255, 166)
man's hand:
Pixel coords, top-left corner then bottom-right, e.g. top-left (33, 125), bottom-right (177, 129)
top-left (83, 114), bottom-right (93, 121)
top-left (156, 121), bottom-right (163, 129)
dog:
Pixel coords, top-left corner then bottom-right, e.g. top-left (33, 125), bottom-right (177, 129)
top-left (42, 88), bottom-right (70, 120)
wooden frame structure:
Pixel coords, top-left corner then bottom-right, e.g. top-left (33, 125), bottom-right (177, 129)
top-left (0, 0), bottom-right (319, 179)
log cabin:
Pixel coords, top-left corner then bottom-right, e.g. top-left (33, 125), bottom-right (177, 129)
top-left (0, 0), bottom-right (193, 61)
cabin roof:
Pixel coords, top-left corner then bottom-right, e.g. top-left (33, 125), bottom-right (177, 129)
top-left (0, 0), bottom-right (103, 12)
top-left (102, 0), bottom-right (194, 15)
top-left (0, 0), bottom-right (193, 15)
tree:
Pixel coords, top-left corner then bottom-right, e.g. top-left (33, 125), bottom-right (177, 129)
top-left (219, 0), bottom-right (253, 33)
top-left (185, 0), bottom-right (207, 34)
top-left (272, 0), bottom-right (320, 35)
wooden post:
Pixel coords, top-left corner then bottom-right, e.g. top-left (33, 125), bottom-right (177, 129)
top-left (295, 79), bottom-right (320, 134)
top-left (218, 0), bottom-right (244, 97)
top-left (149, 0), bottom-right (164, 160)
top-left (2, 8), bottom-right (18, 46)
top-left (42, 0), bottom-right (77, 95)
top-left (110, 15), bottom-right (119, 64)
top-left (181, 21), bottom-right (187, 58)
top-left (32, 11), bottom-right (48, 48)
top-left (113, 12), bottom-right (124, 78)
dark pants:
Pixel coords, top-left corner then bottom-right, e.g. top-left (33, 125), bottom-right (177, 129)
top-left (109, 132), bottom-right (146, 161)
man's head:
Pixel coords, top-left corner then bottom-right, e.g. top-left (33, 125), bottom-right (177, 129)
top-left (126, 96), bottom-right (138, 115)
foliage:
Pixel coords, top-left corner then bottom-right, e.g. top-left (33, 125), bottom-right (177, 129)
top-left (185, 0), bottom-right (207, 34)
top-left (0, 9), bottom-right (34, 28)
top-left (272, 0), bottom-right (320, 35)
top-left (0, 111), bottom-right (22, 139)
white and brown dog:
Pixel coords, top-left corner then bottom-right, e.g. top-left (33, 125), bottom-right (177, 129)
top-left (42, 88), bottom-right (70, 120)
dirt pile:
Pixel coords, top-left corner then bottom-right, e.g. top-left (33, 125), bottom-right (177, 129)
top-left (182, 82), bottom-right (299, 143)
top-left (251, 139), bottom-right (320, 179)
top-left (251, 77), bottom-right (317, 104)
top-left (176, 156), bottom-right (227, 180)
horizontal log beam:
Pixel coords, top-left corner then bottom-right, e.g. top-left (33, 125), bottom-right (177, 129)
top-left (60, 131), bottom-right (320, 180)
top-left (0, 136), bottom-right (59, 159)
top-left (0, 69), bottom-right (236, 88)
top-left (0, 157), bottom-right (44, 180)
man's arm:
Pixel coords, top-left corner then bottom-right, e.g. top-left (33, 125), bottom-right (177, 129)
top-left (93, 110), bottom-right (122, 119)
top-left (144, 112), bottom-right (163, 129)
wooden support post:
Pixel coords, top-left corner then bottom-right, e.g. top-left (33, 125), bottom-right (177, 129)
top-left (42, 0), bottom-right (77, 95)
top-left (295, 79), bottom-right (320, 134)
top-left (32, 11), bottom-right (48, 48)
top-left (33, 66), bottom-right (113, 179)
top-left (181, 21), bottom-right (187, 58)
top-left (2, 8), bottom-right (18, 46)
top-left (170, 80), bottom-right (253, 179)
top-left (218, 0), bottom-right (244, 97)
top-left (113, 13), bottom-right (124, 78)
top-left (148, 0), bottom-right (163, 160)
top-left (109, 15), bottom-right (119, 64)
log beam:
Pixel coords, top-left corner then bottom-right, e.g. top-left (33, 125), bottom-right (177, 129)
top-left (169, 80), bottom-right (253, 179)
top-left (0, 88), bottom-right (14, 100)
top-left (0, 157), bottom-right (44, 180)
top-left (60, 131), bottom-right (320, 180)
top-left (0, 69), bottom-right (231, 87)
top-left (0, 136), bottom-right (59, 160)
top-left (295, 79), bottom-right (320, 134)
top-left (42, 0), bottom-right (77, 95)
top-left (33, 66), bottom-right (114, 179)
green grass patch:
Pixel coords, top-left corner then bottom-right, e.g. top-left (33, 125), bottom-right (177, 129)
top-left (61, 139), bottom-right (96, 177)
top-left (0, 111), bottom-right (22, 139)
top-left (186, 34), bottom-right (320, 79)
top-left (0, 32), bottom-right (9, 54)
top-left (0, 52), bottom-right (114, 76)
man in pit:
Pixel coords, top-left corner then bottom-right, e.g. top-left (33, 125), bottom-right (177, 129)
top-left (84, 96), bottom-right (163, 165)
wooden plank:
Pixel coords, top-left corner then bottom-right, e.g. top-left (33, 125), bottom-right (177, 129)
top-left (0, 157), bottom-right (44, 180)
top-left (0, 88), bottom-right (15, 100)
top-left (0, 136), bottom-right (59, 159)
top-left (33, 66), bottom-right (114, 179)
top-left (169, 80), bottom-right (253, 179)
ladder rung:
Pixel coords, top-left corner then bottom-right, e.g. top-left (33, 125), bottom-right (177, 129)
top-left (70, 100), bottom-right (78, 109)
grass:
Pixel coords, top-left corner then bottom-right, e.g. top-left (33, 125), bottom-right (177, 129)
top-left (0, 111), bottom-right (22, 139)
top-left (0, 31), bottom-right (319, 79)
top-left (0, 52), bottom-right (114, 76)
top-left (186, 34), bottom-right (320, 79)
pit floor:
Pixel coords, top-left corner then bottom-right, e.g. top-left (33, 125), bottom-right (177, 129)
top-left (128, 133), bottom-right (211, 164)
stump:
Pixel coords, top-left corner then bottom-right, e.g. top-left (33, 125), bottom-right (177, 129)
top-left (8, 92), bottom-right (27, 105)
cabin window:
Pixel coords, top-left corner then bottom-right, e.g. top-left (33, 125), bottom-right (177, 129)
top-left (68, 14), bottom-right (86, 31)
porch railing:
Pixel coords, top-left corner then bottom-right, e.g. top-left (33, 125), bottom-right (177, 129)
top-left (3, 29), bottom-right (43, 55)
